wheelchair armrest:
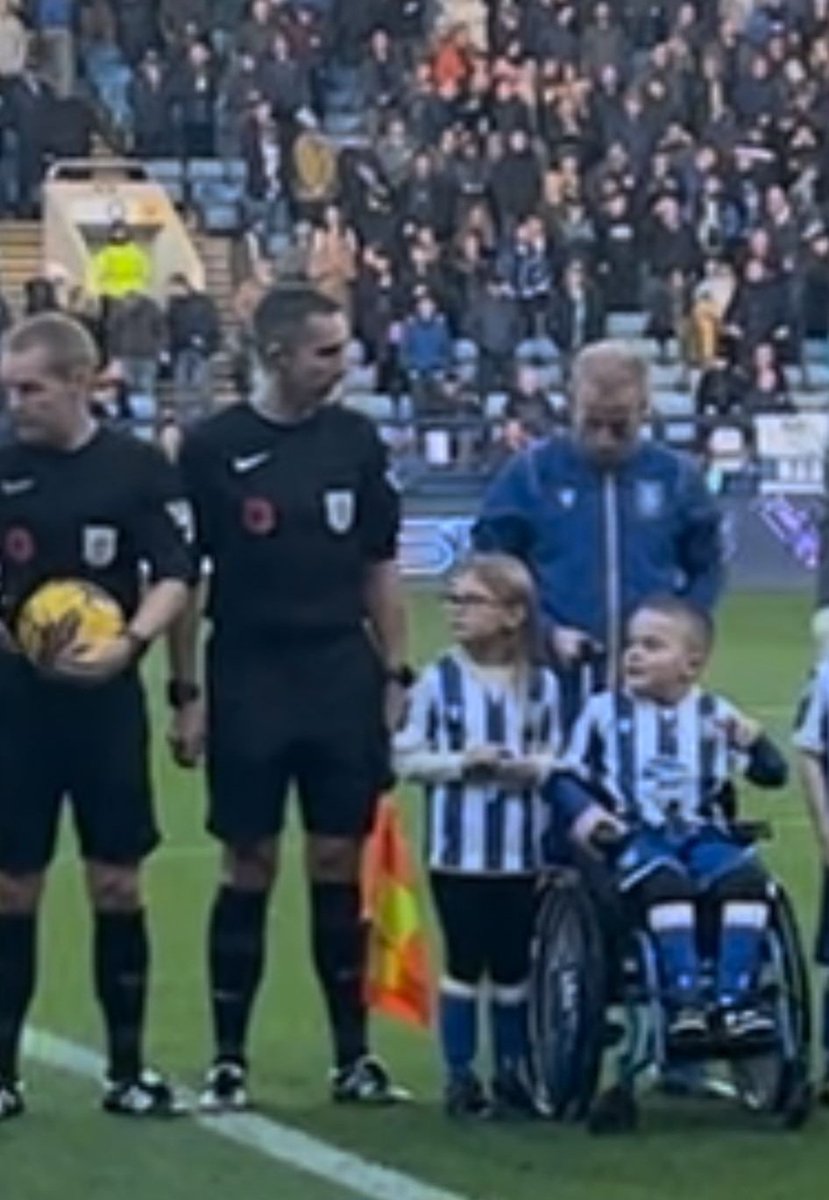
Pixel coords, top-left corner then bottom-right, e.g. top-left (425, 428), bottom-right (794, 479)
top-left (728, 819), bottom-right (773, 845)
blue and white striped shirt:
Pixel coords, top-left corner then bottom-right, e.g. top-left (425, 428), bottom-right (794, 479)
top-left (394, 650), bottom-right (561, 875)
top-left (565, 686), bottom-right (749, 827)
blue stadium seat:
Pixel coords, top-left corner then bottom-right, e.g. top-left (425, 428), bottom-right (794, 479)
top-left (649, 362), bottom-right (687, 390)
top-left (144, 160), bottom-right (186, 206)
top-left (453, 339), bottom-right (479, 364)
top-left (607, 312), bottom-right (647, 338)
top-left (485, 392), bottom-right (509, 420)
top-left (191, 180), bottom-right (244, 233)
top-left (346, 339), bottom-right (365, 367)
top-left (804, 337), bottom-right (827, 365)
top-left (344, 392), bottom-right (395, 421)
top-left (186, 159), bottom-right (226, 184)
top-left (344, 364), bottom-right (376, 392)
top-left (651, 390), bottom-right (694, 418)
top-left (223, 159), bottom-right (247, 186)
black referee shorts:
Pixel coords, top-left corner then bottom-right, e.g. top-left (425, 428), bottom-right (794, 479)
top-left (0, 656), bottom-right (158, 874)
top-left (206, 628), bottom-right (391, 844)
top-left (206, 629), bottom-right (389, 846)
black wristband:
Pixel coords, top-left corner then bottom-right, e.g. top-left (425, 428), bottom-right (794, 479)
top-left (167, 679), bottom-right (201, 709)
top-left (386, 664), bottom-right (416, 688)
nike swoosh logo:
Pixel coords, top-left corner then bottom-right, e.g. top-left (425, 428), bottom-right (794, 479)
top-left (0, 478), bottom-right (34, 495)
top-left (232, 452), bottom-right (271, 474)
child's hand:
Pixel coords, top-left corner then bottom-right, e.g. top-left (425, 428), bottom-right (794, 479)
top-left (462, 746), bottom-right (501, 777)
top-left (494, 757), bottom-right (541, 788)
top-left (718, 714), bottom-right (762, 750)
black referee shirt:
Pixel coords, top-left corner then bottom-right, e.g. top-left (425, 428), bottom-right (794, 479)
top-left (179, 402), bottom-right (400, 639)
top-left (0, 426), bottom-right (192, 625)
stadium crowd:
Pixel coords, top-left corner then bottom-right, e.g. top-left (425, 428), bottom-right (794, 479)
top-left (1, 1), bottom-right (829, 466)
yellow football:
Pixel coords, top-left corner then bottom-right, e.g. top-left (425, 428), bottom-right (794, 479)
top-left (16, 579), bottom-right (125, 666)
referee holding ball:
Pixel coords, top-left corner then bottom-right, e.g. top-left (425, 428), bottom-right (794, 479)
top-left (0, 314), bottom-right (191, 1120)
top-left (167, 285), bottom-right (411, 1109)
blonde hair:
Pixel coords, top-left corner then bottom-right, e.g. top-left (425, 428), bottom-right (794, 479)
top-left (451, 552), bottom-right (539, 663)
top-left (571, 340), bottom-right (648, 404)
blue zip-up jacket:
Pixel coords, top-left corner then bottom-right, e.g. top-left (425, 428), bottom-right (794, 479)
top-left (473, 435), bottom-right (724, 663)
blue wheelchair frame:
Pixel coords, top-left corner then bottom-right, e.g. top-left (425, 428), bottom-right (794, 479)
top-left (529, 832), bottom-right (813, 1132)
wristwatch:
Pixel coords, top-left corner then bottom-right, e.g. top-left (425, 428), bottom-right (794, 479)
top-left (166, 679), bottom-right (202, 709)
top-left (386, 664), bottom-right (417, 688)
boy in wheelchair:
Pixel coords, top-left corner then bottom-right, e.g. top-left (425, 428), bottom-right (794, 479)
top-left (557, 596), bottom-right (788, 1049)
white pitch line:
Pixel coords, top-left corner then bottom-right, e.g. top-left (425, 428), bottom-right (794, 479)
top-left (23, 1029), bottom-right (471, 1200)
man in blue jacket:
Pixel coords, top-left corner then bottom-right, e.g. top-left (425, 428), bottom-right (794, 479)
top-left (473, 340), bottom-right (724, 724)
top-left (474, 340), bottom-right (726, 1099)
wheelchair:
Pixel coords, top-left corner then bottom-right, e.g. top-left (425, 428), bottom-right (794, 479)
top-left (528, 818), bottom-right (813, 1133)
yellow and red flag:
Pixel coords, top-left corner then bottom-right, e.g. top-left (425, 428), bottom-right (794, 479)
top-left (362, 795), bottom-right (432, 1029)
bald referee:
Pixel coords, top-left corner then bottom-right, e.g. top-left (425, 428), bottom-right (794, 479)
top-left (0, 314), bottom-right (191, 1119)
top-left (167, 285), bottom-right (411, 1109)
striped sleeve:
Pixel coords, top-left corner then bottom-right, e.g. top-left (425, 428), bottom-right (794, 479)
top-left (393, 664), bottom-right (465, 784)
top-left (793, 663), bottom-right (829, 756)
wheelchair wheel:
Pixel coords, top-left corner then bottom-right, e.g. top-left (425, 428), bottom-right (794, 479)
top-left (529, 871), bottom-right (606, 1120)
top-left (730, 883), bottom-right (813, 1128)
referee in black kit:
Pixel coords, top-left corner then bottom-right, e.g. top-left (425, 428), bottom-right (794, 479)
top-left (167, 285), bottom-right (412, 1109)
top-left (0, 314), bottom-right (191, 1119)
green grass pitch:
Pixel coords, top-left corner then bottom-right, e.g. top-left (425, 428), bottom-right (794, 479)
top-left (4, 589), bottom-right (828, 1200)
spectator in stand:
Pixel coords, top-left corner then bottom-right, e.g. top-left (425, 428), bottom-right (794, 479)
top-left (4, 48), bottom-right (53, 217)
top-left (496, 216), bottom-right (553, 339)
top-left (308, 203), bottom-right (357, 312)
top-left (241, 96), bottom-right (288, 245)
top-left (290, 115), bottom-right (338, 221)
top-left (353, 245), bottom-right (405, 397)
top-left (165, 273), bottom-right (222, 426)
top-left (743, 340), bottom-right (793, 414)
top-left (106, 289), bottom-right (166, 410)
top-left (430, 22), bottom-right (474, 95)
top-left (0, 0), bottom-right (28, 87)
top-left (361, 26), bottom-right (406, 134)
top-left (802, 225), bottom-right (829, 356)
top-left (375, 114), bottom-right (415, 194)
top-left (31, 0), bottom-right (76, 97)
top-left (445, 228), bottom-right (490, 339)
top-left (90, 223), bottom-right (152, 304)
top-left (489, 128), bottom-right (543, 230)
top-left (259, 29), bottom-right (308, 121)
top-left (595, 185), bottom-right (640, 311)
top-left (400, 290), bottom-right (453, 413)
top-left (696, 352), bottom-right (750, 433)
top-left (23, 274), bottom-right (59, 315)
top-left (111, 0), bottom-right (159, 67)
top-left (548, 258), bottom-right (606, 376)
top-left (467, 277), bottom-right (523, 400)
top-left (174, 37), bottom-right (217, 159)
top-left (129, 48), bottom-right (175, 159)
top-left (65, 283), bottom-right (104, 355)
top-left (499, 364), bottom-right (563, 458)
top-left (236, 0), bottom-right (276, 61)
top-left (723, 255), bottom-right (792, 368)
top-left (400, 151), bottom-right (456, 246)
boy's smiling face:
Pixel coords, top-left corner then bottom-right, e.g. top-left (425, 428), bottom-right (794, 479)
top-left (623, 608), bottom-right (708, 703)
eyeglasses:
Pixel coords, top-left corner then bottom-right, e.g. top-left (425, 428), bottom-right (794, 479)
top-left (442, 592), bottom-right (501, 609)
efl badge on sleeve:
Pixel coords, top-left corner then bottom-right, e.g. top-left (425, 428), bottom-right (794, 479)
top-left (324, 489), bottom-right (355, 534)
top-left (82, 524), bottom-right (118, 568)
top-left (242, 496), bottom-right (276, 535)
top-left (636, 479), bottom-right (664, 519)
